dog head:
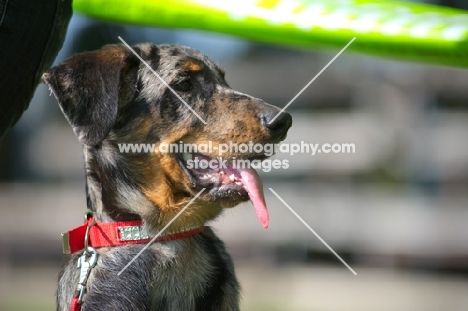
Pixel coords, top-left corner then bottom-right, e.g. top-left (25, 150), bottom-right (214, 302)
top-left (43, 43), bottom-right (292, 232)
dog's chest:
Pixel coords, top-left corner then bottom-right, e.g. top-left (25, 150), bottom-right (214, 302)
top-left (147, 238), bottom-right (217, 309)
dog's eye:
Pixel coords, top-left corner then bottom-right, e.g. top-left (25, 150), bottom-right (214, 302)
top-left (174, 80), bottom-right (192, 92)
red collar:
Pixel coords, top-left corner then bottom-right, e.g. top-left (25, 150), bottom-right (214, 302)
top-left (62, 217), bottom-right (204, 254)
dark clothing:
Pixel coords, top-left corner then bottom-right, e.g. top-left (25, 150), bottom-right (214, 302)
top-left (0, 0), bottom-right (72, 138)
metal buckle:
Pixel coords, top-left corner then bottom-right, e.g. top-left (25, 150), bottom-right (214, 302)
top-left (61, 231), bottom-right (71, 254)
top-left (74, 215), bottom-right (98, 304)
top-left (75, 246), bottom-right (98, 303)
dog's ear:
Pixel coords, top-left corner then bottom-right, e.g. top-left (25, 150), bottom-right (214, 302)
top-left (42, 45), bottom-right (140, 145)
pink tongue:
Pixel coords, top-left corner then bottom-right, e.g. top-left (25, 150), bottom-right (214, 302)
top-left (238, 168), bottom-right (269, 229)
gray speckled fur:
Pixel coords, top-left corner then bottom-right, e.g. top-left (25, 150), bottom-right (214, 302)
top-left (44, 41), bottom-right (292, 310)
top-left (57, 228), bottom-right (239, 311)
top-left (44, 43), bottom-right (243, 311)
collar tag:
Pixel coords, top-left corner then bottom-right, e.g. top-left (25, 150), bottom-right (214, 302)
top-left (118, 225), bottom-right (150, 241)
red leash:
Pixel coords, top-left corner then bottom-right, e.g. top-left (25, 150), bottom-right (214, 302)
top-left (63, 216), bottom-right (203, 311)
top-left (70, 297), bottom-right (80, 311)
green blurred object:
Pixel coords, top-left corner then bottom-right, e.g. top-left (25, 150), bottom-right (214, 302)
top-left (73, 0), bottom-right (468, 68)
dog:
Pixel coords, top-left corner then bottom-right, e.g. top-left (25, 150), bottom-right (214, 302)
top-left (43, 43), bottom-right (292, 311)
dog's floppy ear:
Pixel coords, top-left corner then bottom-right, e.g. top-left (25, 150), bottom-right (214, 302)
top-left (42, 45), bottom-right (140, 145)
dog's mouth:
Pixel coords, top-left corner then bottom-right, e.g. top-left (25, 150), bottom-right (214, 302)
top-left (177, 152), bottom-right (269, 229)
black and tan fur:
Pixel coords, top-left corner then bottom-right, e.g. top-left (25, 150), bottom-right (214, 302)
top-left (43, 43), bottom-right (292, 311)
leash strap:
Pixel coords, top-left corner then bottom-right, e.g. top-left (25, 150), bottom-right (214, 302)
top-left (70, 297), bottom-right (81, 311)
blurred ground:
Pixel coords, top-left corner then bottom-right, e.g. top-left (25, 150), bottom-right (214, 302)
top-left (1, 184), bottom-right (468, 310)
top-left (2, 262), bottom-right (468, 311)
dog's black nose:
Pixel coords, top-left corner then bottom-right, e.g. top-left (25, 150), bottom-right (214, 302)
top-left (261, 110), bottom-right (292, 141)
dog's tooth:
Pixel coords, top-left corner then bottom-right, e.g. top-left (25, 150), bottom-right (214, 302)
top-left (235, 181), bottom-right (242, 186)
top-left (229, 174), bottom-right (235, 182)
top-left (220, 171), bottom-right (224, 175)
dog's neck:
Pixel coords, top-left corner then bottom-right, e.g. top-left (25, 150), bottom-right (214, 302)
top-left (82, 144), bottom-right (213, 232)
top-left (83, 145), bottom-right (147, 223)
top-left (85, 176), bottom-right (142, 223)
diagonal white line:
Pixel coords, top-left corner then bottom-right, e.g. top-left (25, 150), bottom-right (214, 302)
top-left (118, 36), bottom-right (207, 125)
top-left (268, 188), bottom-right (357, 275)
top-left (269, 37), bottom-right (356, 124)
top-left (117, 188), bottom-right (206, 276)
